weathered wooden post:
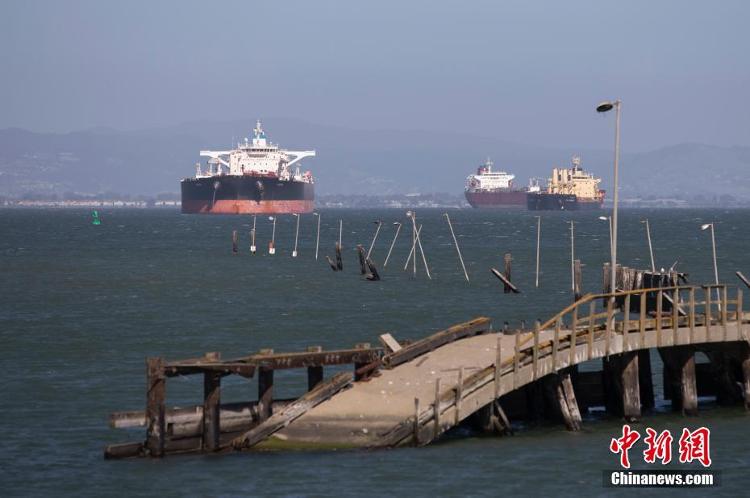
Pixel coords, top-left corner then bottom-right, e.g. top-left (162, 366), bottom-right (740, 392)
top-left (357, 244), bottom-right (367, 275)
top-left (365, 258), bottom-right (381, 281)
top-left (335, 242), bottom-right (343, 271)
top-left (620, 351), bottom-right (641, 422)
top-left (306, 346), bottom-right (324, 391)
top-left (257, 349), bottom-right (274, 422)
top-left (413, 397), bottom-right (420, 446)
top-left (354, 343), bottom-right (370, 381)
top-left (574, 259), bottom-right (583, 301)
top-left (503, 253), bottom-right (513, 294)
top-left (742, 345), bottom-right (750, 411)
top-left (202, 352), bottom-right (221, 451)
top-left (560, 370), bottom-right (582, 430)
top-left (659, 347), bottom-right (698, 416)
top-left (454, 367), bottom-right (464, 425)
top-left (433, 377), bottom-right (441, 440)
top-left (638, 350), bottom-right (655, 410)
top-left (232, 230), bottom-right (238, 254)
top-left (146, 357), bottom-right (166, 457)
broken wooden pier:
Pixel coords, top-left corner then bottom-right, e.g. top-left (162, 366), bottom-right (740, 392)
top-left (106, 283), bottom-right (750, 458)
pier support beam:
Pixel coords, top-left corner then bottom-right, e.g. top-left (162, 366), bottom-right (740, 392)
top-left (470, 401), bottom-right (512, 435)
top-left (202, 352), bottom-right (221, 452)
top-left (638, 349), bottom-right (655, 411)
top-left (559, 369), bottom-right (582, 431)
top-left (707, 351), bottom-right (743, 405)
top-left (306, 346), bottom-right (324, 391)
top-left (603, 352), bottom-right (641, 421)
top-left (660, 346), bottom-right (698, 416)
top-left (742, 345), bottom-right (750, 411)
top-left (541, 370), bottom-right (581, 431)
top-left (146, 357), bottom-right (166, 457)
top-left (621, 352), bottom-right (641, 422)
top-left (258, 367), bottom-right (274, 422)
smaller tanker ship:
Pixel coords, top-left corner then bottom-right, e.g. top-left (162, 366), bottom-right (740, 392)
top-left (181, 120), bottom-right (315, 214)
top-left (464, 158), bottom-right (539, 208)
top-left (527, 155), bottom-right (605, 210)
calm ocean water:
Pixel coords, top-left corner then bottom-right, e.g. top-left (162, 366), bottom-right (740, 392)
top-left (1, 207), bottom-right (748, 497)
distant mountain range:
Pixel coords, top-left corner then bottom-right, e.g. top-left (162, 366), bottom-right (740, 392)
top-left (1, 118), bottom-right (749, 202)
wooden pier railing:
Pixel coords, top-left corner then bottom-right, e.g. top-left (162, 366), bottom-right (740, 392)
top-left (378, 284), bottom-right (748, 448)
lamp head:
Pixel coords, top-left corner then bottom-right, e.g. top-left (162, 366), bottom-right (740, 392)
top-left (701, 223), bottom-right (712, 231)
top-left (393, 222), bottom-right (401, 226)
top-left (596, 101), bottom-right (615, 113)
top-left (598, 216), bottom-right (608, 221)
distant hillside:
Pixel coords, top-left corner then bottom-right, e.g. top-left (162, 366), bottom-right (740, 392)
top-left (1, 119), bottom-right (748, 201)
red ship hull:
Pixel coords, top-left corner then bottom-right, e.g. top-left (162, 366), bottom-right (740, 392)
top-left (465, 190), bottom-right (528, 208)
top-left (182, 199), bottom-right (314, 214)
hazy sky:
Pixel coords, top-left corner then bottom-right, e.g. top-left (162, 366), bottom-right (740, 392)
top-left (2, 0), bottom-right (748, 151)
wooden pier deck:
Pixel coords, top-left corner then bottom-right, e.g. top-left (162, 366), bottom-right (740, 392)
top-left (106, 283), bottom-right (750, 458)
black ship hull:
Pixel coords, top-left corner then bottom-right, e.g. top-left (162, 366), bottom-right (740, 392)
top-left (181, 175), bottom-right (314, 214)
top-left (527, 193), bottom-right (603, 211)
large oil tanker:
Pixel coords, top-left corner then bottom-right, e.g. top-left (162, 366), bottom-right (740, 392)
top-left (527, 155), bottom-right (605, 210)
top-left (464, 158), bottom-right (539, 208)
top-left (181, 121), bottom-right (315, 214)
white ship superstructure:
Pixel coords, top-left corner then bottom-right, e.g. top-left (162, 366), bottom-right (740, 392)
top-left (547, 155), bottom-right (602, 199)
top-left (196, 120), bottom-right (316, 182)
top-left (465, 158), bottom-right (516, 192)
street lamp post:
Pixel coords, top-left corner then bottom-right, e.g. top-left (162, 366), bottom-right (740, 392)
top-left (250, 214), bottom-right (257, 254)
top-left (569, 221), bottom-right (575, 292)
top-left (535, 216), bottom-right (541, 288)
top-left (367, 220), bottom-right (383, 259)
top-left (269, 216), bottom-right (276, 255)
top-left (641, 218), bottom-right (656, 272)
top-left (292, 213), bottom-right (300, 258)
top-left (598, 215), bottom-right (613, 263)
top-left (384, 222), bottom-right (401, 268)
top-left (701, 223), bottom-right (720, 306)
top-left (313, 212), bottom-right (320, 260)
top-left (596, 99), bottom-right (622, 295)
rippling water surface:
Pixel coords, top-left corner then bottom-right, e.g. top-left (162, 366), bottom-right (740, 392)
top-left (1, 208), bottom-right (748, 496)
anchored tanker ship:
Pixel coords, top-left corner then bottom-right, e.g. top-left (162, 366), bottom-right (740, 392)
top-left (527, 155), bottom-right (605, 210)
top-left (181, 121), bottom-right (315, 214)
top-left (464, 158), bottom-right (540, 208)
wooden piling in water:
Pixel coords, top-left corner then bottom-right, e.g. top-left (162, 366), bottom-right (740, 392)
top-left (202, 352), bottom-right (221, 451)
top-left (503, 253), bottom-right (513, 294)
top-left (621, 351), bottom-right (641, 422)
top-left (354, 343), bottom-right (371, 381)
top-left (365, 258), bottom-right (381, 281)
top-left (574, 259), bottom-right (583, 301)
top-left (638, 349), bottom-right (655, 410)
top-left (659, 347), bottom-right (698, 416)
top-left (335, 242), bottom-right (343, 271)
top-left (740, 343), bottom-right (750, 410)
top-left (357, 244), bottom-right (367, 275)
top-left (306, 346), bottom-right (324, 391)
top-left (258, 350), bottom-right (275, 422)
top-left (146, 357), bottom-right (166, 457)
top-left (555, 369), bottom-right (582, 431)
top-left (232, 230), bottom-right (239, 254)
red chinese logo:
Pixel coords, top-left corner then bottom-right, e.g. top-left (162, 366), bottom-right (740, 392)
top-left (678, 427), bottom-right (712, 467)
top-left (610, 425), bottom-right (711, 468)
top-left (609, 424), bottom-right (641, 469)
top-left (643, 428), bottom-right (673, 464)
